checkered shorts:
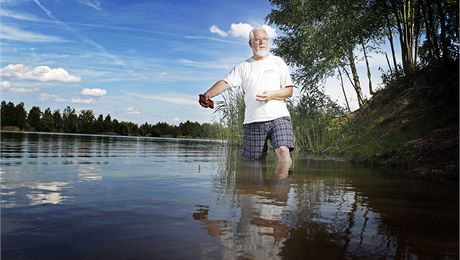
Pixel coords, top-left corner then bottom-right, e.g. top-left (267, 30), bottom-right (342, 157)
top-left (242, 116), bottom-right (294, 159)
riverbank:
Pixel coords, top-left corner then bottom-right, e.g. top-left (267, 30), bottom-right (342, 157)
top-left (337, 60), bottom-right (459, 181)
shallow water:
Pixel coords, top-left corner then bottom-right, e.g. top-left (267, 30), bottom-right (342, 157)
top-left (1, 132), bottom-right (458, 259)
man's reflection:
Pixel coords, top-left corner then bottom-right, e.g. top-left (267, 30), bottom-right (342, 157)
top-left (193, 158), bottom-right (292, 259)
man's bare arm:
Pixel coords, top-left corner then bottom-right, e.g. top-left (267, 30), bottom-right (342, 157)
top-left (256, 86), bottom-right (293, 102)
top-left (199, 80), bottom-right (230, 108)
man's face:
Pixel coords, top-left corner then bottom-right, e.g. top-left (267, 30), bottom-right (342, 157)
top-left (250, 30), bottom-right (269, 53)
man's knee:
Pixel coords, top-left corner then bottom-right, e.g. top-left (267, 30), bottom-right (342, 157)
top-left (275, 146), bottom-right (289, 155)
top-left (275, 146), bottom-right (291, 162)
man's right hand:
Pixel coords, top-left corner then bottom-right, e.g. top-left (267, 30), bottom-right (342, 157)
top-left (199, 94), bottom-right (214, 109)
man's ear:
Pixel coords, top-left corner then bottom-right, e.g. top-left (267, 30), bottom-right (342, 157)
top-left (248, 41), bottom-right (252, 48)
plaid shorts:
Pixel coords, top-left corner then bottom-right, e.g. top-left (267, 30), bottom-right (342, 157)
top-left (242, 116), bottom-right (294, 159)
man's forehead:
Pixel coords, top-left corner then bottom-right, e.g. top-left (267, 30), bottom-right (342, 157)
top-left (253, 30), bottom-right (268, 37)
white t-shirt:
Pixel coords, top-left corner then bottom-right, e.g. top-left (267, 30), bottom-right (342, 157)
top-left (223, 55), bottom-right (294, 124)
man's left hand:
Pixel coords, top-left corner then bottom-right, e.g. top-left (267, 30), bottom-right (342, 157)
top-left (256, 91), bottom-right (271, 102)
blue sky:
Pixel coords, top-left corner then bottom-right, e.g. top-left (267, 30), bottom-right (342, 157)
top-left (1, 0), bottom-right (393, 125)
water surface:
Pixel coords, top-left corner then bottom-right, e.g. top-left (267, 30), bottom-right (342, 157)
top-left (1, 132), bottom-right (458, 259)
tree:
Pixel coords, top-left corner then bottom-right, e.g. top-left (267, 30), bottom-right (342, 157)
top-left (1, 101), bottom-right (16, 127)
top-left (95, 114), bottom-right (104, 133)
top-left (139, 122), bottom-right (151, 136)
top-left (53, 110), bottom-right (63, 132)
top-left (42, 108), bottom-right (54, 132)
top-left (103, 114), bottom-right (113, 133)
top-left (27, 106), bottom-right (42, 131)
top-left (63, 106), bottom-right (78, 133)
top-left (14, 102), bottom-right (27, 129)
top-left (78, 109), bottom-right (96, 134)
top-left (266, 0), bottom-right (386, 108)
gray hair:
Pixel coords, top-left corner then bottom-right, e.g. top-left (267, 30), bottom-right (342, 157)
top-left (249, 26), bottom-right (268, 41)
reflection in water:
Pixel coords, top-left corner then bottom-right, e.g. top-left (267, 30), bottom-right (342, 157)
top-left (195, 149), bottom-right (459, 259)
top-left (1, 132), bottom-right (458, 259)
top-left (26, 182), bottom-right (71, 206)
top-left (194, 159), bottom-right (292, 259)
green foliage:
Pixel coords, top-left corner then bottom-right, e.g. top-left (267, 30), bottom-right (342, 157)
top-left (289, 89), bottom-right (345, 154)
top-left (0, 101), bottom-right (222, 139)
top-left (334, 60), bottom-right (459, 164)
top-left (267, 0), bottom-right (386, 94)
top-left (27, 106), bottom-right (42, 131)
top-left (214, 87), bottom-right (245, 145)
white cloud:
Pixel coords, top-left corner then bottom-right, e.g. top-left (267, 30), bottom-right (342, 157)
top-left (0, 25), bottom-right (64, 42)
top-left (81, 88), bottom-right (107, 96)
top-left (39, 93), bottom-right (66, 102)
top-left (1, 81), bottom-right (13, 89)
top-left (79, 0), bottom-right (101, 11)
top-left (1, 64), bottom-right (81, 83)
top-left (209, 25), bottom-right (228, 37)
top-left (71, 98), bottom-right (96, 104)
top-left (209, 23), bottom-right (277, 39)
top-left (1, 80), bottom-right (38, 93)
top-left (123, 107), bottom-right (140, 115)
top-left (0, 9), bottom-right (42, 21)
top-left (229, 23), bottom-right (253, 38)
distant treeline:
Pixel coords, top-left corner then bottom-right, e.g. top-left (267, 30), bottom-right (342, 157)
top-left (1, 101), bottom-right (223, 138)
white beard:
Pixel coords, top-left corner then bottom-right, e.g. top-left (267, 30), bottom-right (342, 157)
top-left (254, 49), bottom-right (269, 58)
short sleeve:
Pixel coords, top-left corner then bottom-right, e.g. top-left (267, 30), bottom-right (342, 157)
top-left (277, 57), bottom-right (294, 88)
top-left (223, 64), bottom-right (243, 88)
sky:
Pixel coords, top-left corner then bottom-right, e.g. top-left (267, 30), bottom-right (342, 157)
top-left (0, 0), bottom-right (395, 125)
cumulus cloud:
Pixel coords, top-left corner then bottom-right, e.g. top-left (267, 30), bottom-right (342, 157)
top-left (0, 25), bottom-right (64, 42)
top-left (0, 64), bottom-right (81, 83)
top-left (209, 23), bottom-right (277, 39)
top-left (81, 88), bottom-right (107, 96)
top-left (209, 25), bottom-right (228, 37)
top-left (123, 107), bottom-right (140, 115)
top-left (228, 23), bottom-right (253, 38)
top-left (71, 98), bottom-right (95, 104)
top-left (1, 80), bottom-right (38, 93)
top-left (39, 93), bottom-right (65, 102)
top-left (1, 81), bottom-right (12, 89)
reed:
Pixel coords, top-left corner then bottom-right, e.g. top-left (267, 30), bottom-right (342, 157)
top-left (214, 87), bottom-right (245, 145)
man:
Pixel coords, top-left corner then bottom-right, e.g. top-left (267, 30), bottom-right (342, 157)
top-left (199, 27), bottom-right (295, 162)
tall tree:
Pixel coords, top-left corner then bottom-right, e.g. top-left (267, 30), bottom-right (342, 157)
top-left (1, 101), bottom-right (16, 127)
top-left (14, 102), bottom-right (27, 129)
top-left (78, 109), bottom-right (96, 134)
top-left (53, 110), bottom-right (63, 132)
top-left (63, 106), bottom-right (78, 133)
top-left (103, 114), bottom-right (113, 133)
top-left (42, 108), bottom-right (54, 132)
top-left (267, 0), bottom-right (387, 108)
top-left (27, 106), bottom-right (42, 131)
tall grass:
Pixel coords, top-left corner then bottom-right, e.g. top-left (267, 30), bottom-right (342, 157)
top-left (214, 87), bottom-right (345, 154)
top-left (288, 90), bottom-right (346, 154)
top-left (214, 87), bottom-right (245, 145)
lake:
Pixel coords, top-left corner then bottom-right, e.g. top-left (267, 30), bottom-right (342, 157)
top-left (1, 131), bottom-right (458, 259)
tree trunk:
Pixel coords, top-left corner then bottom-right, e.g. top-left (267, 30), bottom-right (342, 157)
top-left (385, 52), bottom-right (393, 74)
top-left (420, 0), bottom-right (434, 60)
top-left (413, 0), bottom-right (421, 64)
top-left (386, 20), bottom-right (399, 75)
top-left (337, 67), bottom-right (351, 112)
top-left (425, 0), bottom-right (441, 58)
top-left (361, 41), bottom-right (374, 95)
top-left (434, 0), bottom-right (449, 61)
top-left (345, 48), bottom-right (364, 107)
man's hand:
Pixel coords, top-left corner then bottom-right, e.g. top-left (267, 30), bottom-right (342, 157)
top-left (256, 87), bottom-right (294, 102)
top-left (256, 91), bottom-right (272, 102)
top-left (199, 94), bottom-right (214, 108)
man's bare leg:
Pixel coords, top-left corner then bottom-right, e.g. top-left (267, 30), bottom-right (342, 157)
top-left (275, 146), bottom-right (292, 163)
